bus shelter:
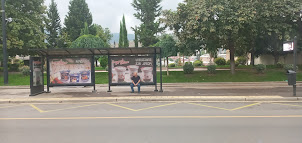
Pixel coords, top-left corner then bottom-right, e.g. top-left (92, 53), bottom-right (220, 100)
top-left (30, 47), bottom-right (163, 96)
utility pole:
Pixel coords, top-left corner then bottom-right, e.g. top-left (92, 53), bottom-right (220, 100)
top-left (293, 36), bottom-right (297, 96)
top-left (1, 0), bottom-right (8, 85)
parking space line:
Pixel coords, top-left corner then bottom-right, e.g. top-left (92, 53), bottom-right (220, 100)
top-left (271, 103), bottom-right (302, 108)
top-left (0, 104), bottom-right (25, 109)
top-left (186, 102), bottom-right (232, 111)
top-left (42, 103), bottom-right (104, 113)
top-left (107, 103), bottom-right (137, 111)
top-left (106, 102), bottom-right (179, 112)
top-left (230, 102), bottom-right (262, 111)
top-left (30, 104), bottom-right (45, 113)
top-left (1, 115), bottom-right (302, 120)
top-left (135, 102), bottom-right (179, 111)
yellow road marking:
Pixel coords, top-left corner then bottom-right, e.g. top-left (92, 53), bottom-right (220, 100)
top-left (136, 102), bottom-right (179, 111)
top-left (271, 103), bottom-right (302, 108)
top-left (107, 102), bottom-right (179, 112)
top-left (230, 102), bottom-right (262, 111)
top-left (1, 115), bottom-right (302, 120)
top-left (186, 102), bottom-right (232, 111)
top-left (42, 103), bottom-right (104, 113)
top-left (186, 102), bottom-right (262, 111)
top-left (30, 104), bottom-right (45, 113)
top-left (107, 103), bottom-right (137, 111)
top-left (0, 104), bottom-right (24, 109)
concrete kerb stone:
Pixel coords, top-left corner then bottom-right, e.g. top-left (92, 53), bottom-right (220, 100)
top-left (0, 96), bottom-right (300, 104)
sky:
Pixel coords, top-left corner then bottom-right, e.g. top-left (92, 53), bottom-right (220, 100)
top-left (44, 0), bottom-right (183, 34)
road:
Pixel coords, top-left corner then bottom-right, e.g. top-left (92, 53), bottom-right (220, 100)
top-left (1, 101), bottom-right (302, 143)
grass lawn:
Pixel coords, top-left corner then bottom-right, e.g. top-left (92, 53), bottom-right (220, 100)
top-left (0, 69), bottom-right (301, 86)
top-left (95, 67), bottom-right (106, 71)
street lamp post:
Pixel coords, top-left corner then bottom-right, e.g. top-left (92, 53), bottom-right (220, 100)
top-left (1, 0), bottom-right (8, 85)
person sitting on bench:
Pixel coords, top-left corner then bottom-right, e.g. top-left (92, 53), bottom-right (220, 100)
top-left (130, 72), bottom-right (141, 93)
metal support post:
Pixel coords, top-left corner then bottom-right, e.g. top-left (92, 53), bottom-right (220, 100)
top-left (293, 36), bottom-right (297, 96)
top-left (1, 0), bottom-right (8, 85)
top-left (159, 48), bottom-right (163, 92)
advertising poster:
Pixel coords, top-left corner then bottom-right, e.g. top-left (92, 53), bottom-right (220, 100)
top-left (110, 56), bottom-right (154, 84)
top-left (283, 42), bottom-right (294, 51)
top-left (49, 57), bottom-right (92, 85)
top-left (30, 57), bottom-right (44, 96)
top-left (33, 58), bottom-right (43, 86)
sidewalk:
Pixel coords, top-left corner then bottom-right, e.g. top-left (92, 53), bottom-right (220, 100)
top-left (0, 82), bottom-right (301, 103)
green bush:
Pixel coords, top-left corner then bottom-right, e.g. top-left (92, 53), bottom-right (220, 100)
top-left (183, 62), bottom-right (194, 74)
top-left (99, 56), bottom-right (108, 68)
top-left (255, 64), bottom-right (266, 74)
top-left (0, 67), bottom-right (3, 72)
top-left (235, 61), bottom-right (240, 67)
top-left (276, 62), bottom-right (284, 68)
top-left (193, 60), bottom-right (203, 67)
top-left (168, 63), bottom-right (176, 67)
top-left (214, 57), bottom-right (226, 65)
top-left (8, 63), bottom-right (20, 72)
top-left (207, 65), bottom-right (216, 74)
top-left (284, 64), bottom-right (299, 72)
top-left (226, 60), bottom-right (230, 65)
top-left (236, 57), bottom-right (247, 65)
top-left (19, 66), bottom-right (30, 76)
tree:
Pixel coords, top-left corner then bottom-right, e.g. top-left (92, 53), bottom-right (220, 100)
top-left (94, 25), bottom-right (112, 47)
top-left (132, 26), bottom-right (139, 48)
top-left (157, 34), bottom-right (178, 76)
top-left (0, 0), bottom-right (46, 56)
top-left (122, 15), bottom-right (129, 47)
top-left (45, 0), bottom-right (61, 49)
top-left (132, 0), bottom-right (163, 47)
top-left (80, 22), bottom-right (89, 36)
top-left (119, 21), bottom-right (124, 47)
top-left (64, 0), bottom-right (92, 41)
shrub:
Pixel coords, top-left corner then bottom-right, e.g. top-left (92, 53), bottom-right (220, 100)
top-left (207, 65), bottom-right (216, 74)
top-left (19, 66), bottom-right (30, 76)
top-left (255, 64), bottom-right (266, 74)
top-left (226, 60), bottom-right (230, 65)
top-left (214, 57), bottom-right (226, 65)
top-left (99, 56), bottom-right (108, 68)
top-left (168, 63), bottom-right (176, 67)
top-left (193, 60), bottom-right (203, 67)
top-left (284, 64), bottom-right (299, 72)
top-left (183, 62), bottom-right (194, 74)
top-left (0, 67), bottom-right (3, 72)
top-left (236, 56), bottom-right (247, 65)
top-left (8, 63), bottom-right (20, 72)
top-left (235, 61), bottom-right (240, 67)
top-left (276, 62), bottom-right (284, 68)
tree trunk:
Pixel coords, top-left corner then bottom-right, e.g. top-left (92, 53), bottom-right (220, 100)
top-left (273, 54), bottom-right (279, 65)
top-left (183, 55), bottom-right (185, 65)
top-left (166, 57), bottom-right (169, 76)
top-left (164, 58), bottom-right (166, 67)
top-left (95, 59), bottom-right (98, 67)
top-left (251, 52), bottom-right (255, 66)
top-left (230, 46), bottom-right (235, 75)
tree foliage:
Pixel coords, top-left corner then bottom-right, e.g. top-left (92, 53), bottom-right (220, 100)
top-left (0, 0), bottom-right (46, 56)
top-left (118, 21), bottom-right (123, 48)
top-left (132, 0), bottom-right (163, 47)
top-left (122, 15), bottom-right (129, 47)
top-left (45, 0), bottom-right (61, 49)
top-left (64, 0), bottom-right (92, 41)
top-left (70, 35), bottom-right (107, 49)
top-left (162, 0), bottom-right (302, 74)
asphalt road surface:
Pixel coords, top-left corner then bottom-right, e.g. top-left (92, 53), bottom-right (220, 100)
top-left (1, 101), bottom-right (302, 143)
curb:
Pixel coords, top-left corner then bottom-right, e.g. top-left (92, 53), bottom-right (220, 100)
top-left (0, 96), bottom-right (301, 104)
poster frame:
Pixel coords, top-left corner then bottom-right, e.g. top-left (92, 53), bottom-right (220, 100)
top-left (47, 56), bottom-right (95, 87)
top-left (108, 55), bottom-right (157, 86)
top-left (29, 56), bottom-right (45, 96)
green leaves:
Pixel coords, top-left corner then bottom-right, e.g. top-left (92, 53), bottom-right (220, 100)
top-left (46, 0), bottom-right (61, 49)
top-left (132, 0), bottom-right (163, 47)
top-left (64, 0), bottom-right (92, 41)
top-left (70, 34), bottom-right (107, 49)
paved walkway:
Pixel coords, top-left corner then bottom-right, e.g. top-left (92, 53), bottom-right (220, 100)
top-left (0, 82), bottom-right (301, 103)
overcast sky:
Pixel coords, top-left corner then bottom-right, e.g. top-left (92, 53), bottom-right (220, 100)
top-left (44, 0), bottom-right (183, 34)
